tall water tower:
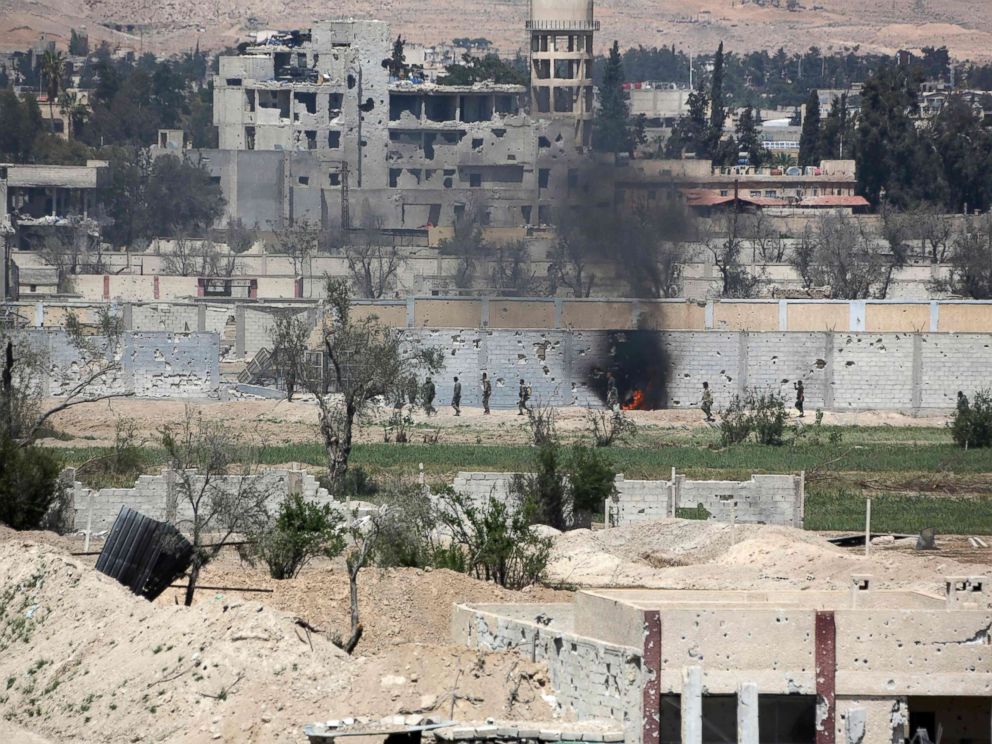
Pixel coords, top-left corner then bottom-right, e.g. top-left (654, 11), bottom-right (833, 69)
top-left (527, 0), bottom-right (598, 147)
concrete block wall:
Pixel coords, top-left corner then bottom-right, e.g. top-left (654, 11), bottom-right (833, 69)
top-left (21, 330), bottom-right (220, 399)
top-left (69, 468), bottom-right (336, 533)
top-left (452, 604), bottom-right (643, 740)
top-left (610, 473), bottom-right (804, 528)
top-left (129, 303), bottom-right (200, 333)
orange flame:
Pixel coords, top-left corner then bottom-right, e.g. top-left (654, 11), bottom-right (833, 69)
top-left (622, 389), bottom-right (645, 411)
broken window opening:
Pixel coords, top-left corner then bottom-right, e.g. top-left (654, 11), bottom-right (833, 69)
top-left (328, 93), bottom-right (343, 119)
top-left (554, 59), bottom-right (575, 79)
top-left (533, 59), bottom-right (551, 80)
top-left (469, 173), bottom-right (482, 188)
top-left (538, 135), bottom-right (551, 149)
top-left (329, 172), bottom-right (341, 186)
top-left (389, 169), bottom-right (401, 188)
top-left (245, 89), bottom-right (256, 112)
top-left (521, 205), bottom-right (532, 224)
top-left (305, 130), bottom-right (317, 149)
top-left (389, 93), bottom-right (423, 121)
top-left (459, 95), bottom-right (494, 123)
top-left (492, 128), bottom-right (506, 138)
top-left (298, 175), bottom-right (310, 186)
top-left (226, 78), bottom-right (242, 86)
top-left (440, 130), bottom-right (463, 145)
top-left (472, 138), bottom-right (484, 151)
top-left (245, 126), bottom-right (256, 150)
top-left (425, 94), bottom-right (457, 122)
top-left (538, 169), bottom-right (550, 189)
top-left (347, 74), bottom-right (356, 89)
top-left (424, 133), bottom-right (436, 159)
top-left (494, 96), bottom-right (516, 115)
top-left (328, 131), bottom-right (341, 148)
top-left (554, 87), bottom-right (576, 113)
top-left (295, 91), bottom-right (317, 115)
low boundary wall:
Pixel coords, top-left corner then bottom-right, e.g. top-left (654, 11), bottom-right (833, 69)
top-left (609, 472), bottom-right (804, 528)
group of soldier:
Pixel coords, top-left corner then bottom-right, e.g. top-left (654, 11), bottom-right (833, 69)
top-left (418, 374), bottom-right (532, 417)
top-left (412, 372), bottom-right (808, 420)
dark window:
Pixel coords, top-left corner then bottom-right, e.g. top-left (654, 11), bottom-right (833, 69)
top-left (225, 78), bottom-right (242, 86)
top-left (328, 131), bottom-right (341, 148)
top-left (758, 695), bottom-right (816, 743)
top-left (298, 176), bottom-right (309, 186)
top-left (469, 173), bottom-right (482, 188)
top-left (329, 173), bottom-right (341, 186)
top-left (389, 169), bottom-right (401, 187)
top-left (538, 169), bottom-right (550, 189)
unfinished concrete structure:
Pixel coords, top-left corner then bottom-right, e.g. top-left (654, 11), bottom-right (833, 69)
top-left (527, 0), bottom-right (598, 148)
top-left (455, 580), bottom-right (992, 744)
top-left (208, 11), bottom-right (591, 231)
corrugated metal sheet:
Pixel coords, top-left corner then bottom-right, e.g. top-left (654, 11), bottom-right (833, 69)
top-left (95, 507), bottom-right (193, 600)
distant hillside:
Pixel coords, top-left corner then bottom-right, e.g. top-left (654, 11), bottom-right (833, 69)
top-left (2, 0), bottom-right (991, 60)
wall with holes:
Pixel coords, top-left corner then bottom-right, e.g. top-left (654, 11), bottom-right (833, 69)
top-left (609, 473), bottom-right (804, 528)
top-left (20, 330), bottom-right (220, 399)
top-left (403, 329), bottom-right (992, 412)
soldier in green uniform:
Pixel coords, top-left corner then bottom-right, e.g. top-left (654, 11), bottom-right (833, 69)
top-left (518, 378), bottom-right (531, 416)
top-left (481, 372), bottom-right (492, 414)
top-left (452, 376), bottom-right (462, 416)
top-left (606, 372), bottom-right (619, 411)
top-left (701, 381), bottom-right (714, 422)
top-left (422, 376), bottom-right (436, 416)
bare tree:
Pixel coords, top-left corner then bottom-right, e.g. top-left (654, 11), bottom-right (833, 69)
top-left (226, 218), bottom-right (258, 255)
top-left (742, 210), bottom-right (786, 262)
top-left (270, 312), bottom-right (311, 401)
top-left (344, 216), bottom-right (404, 298)
top-left (439, 200), bottom-right (488, 289)
top-left (271, 220), bottom-right (320, 282)
top-left (790, 212), bottom-right (908, 299)
top-left (2, 307), bottom-right (131, 446)
top-left (935, 213), bottom-right (992, 299)
top-left (914, 204), bottom-right (955, 264)
top-left (162, 235), bottom-right (235, 277)
top-left (490, 241), bottom-right (544, 296)
top-left (704, 210), bottom-right (761, 298)
top-left (39, 217), bottom-right (104, 291)
top-left (309, 278), bottom-right (443, 482)
top-left (161, 406), bottom-right (273, 606)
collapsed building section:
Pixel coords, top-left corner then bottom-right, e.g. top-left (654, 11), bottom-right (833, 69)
top-left (208, 16), bottom-right (590, 231)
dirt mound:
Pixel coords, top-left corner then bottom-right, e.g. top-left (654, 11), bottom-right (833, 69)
top-left (547, 519), bottom-right (979, 595)
top-left (155, 560), bottom-right (569, 650)
top-left (0, 540), bottom-right (558, 743)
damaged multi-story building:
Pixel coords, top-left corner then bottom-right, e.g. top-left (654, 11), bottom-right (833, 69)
top-left (204, 1), bottom-right (600, 231)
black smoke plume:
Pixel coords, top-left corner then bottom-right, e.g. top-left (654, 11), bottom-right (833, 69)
top-left (585, 330), bottom-right (668, 410)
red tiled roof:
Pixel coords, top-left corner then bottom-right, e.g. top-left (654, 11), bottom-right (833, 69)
top-left (798, 195), bottom-right (871, 207)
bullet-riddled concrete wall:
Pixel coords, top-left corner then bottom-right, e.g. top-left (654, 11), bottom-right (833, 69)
top-left (21, 330), bottom-right (220, 398)
top-left (404, 329), bottom-right (992, 412)
top-left (452, 604), bottom-right (644, 741)
top-left (609, 473), bottom-right (804, 528)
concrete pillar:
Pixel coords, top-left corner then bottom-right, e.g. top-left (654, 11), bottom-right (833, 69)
top-left (704, 301), bottom-right (714, 330)
top-left (815, 611), bottom-right (837, 744)
top-left (553, 298), bottom-right (562, 329)
top-left (822, 332), bottom-right (835, 410)
top-left (641, 611), bottom-right (662, 744)
top-left (197, 304), bottom-right (206, 333)
top-left (235, 304), bottom-right (246, 358)
top-left (929, 300), bottom-right (939, 332)
top-left (736, 332), bottom-right (749, 397)
top-left (481, 297), bottom-right (491, 328)
top-left (737, 682), bottom-right (759, 744)
top-left (681, 666), bottom-right (702, 744)
top-left (631, 299), bottom-right (641, 329)
top-left (406, 296), bottom-right (415, 328)
top-left (778, 300), bottom-right (788, 331)
top-left (911, 333), bottom-right (923, 413)
top-left (163, 467), bottom-right (178, 524)
top-left (121, 303), bottom-right (133, 331)
top-left (34, 301), bottom-right (43, 327)
top-left (849, 300), bottom-right (866, 332)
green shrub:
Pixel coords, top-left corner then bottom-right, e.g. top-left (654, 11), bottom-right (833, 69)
top-left (0, 437), bottom-right (62, 530)
top-left (243, 494), bottom-right (345, 579)
top-left (567, 445), bottom-right (617, 515)
top-left (951, 390), bottom-right (992, 449)
top-left (719, 395), bottom-right (752, 445)
top-left (750, 391), bottom-right (788, 445)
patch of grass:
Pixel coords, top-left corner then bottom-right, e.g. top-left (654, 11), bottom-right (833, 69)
top-left (805, 489), bottom-right (992, 534)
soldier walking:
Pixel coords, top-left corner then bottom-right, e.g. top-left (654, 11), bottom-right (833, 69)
top-left (452, 376), bottom-right (462, 416)
top-left (701, 381), bottom-right (714, 422)
top-left (481, 372), bottom-right (492, 414)
top-left (794, 380), bottom-right (805, 418)
top-left (517, 378), bottom-right (531, 416)
top-left (422, 376), bottom-right (436, 416)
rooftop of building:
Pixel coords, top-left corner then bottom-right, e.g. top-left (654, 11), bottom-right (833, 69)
top-left (580, 587), bottom-right (948, 611)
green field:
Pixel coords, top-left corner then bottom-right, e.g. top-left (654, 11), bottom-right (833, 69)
top-left (50, 426), bottom-right (992, 535)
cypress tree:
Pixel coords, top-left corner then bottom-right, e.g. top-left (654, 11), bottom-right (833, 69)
top-left (707, 42), bottom-right (726, 154)
top-left (593, 41), bottom-right (633, 154)
top-left (798, 89), bottom-right (821, 166)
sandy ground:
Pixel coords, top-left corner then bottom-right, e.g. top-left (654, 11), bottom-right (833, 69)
top-left (1, 515), bottom-right (988, 743)
top-left (40, 397), bottom-right (951, 448)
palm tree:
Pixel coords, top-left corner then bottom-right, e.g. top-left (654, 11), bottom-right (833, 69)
top-left (40, 49), bottom-right (66, 134)
top-left (58, 91), bottom-right (87, 139)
